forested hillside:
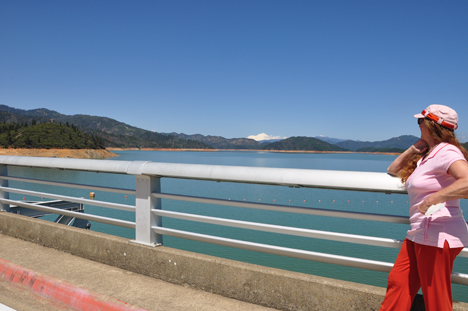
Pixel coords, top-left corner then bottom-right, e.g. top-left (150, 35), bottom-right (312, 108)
top-left (262, 136), bottom-right (348, 151)
top-left (0, 121), bottom-right (104, 149)
top-left (0, 105), bottom-right (212, 149)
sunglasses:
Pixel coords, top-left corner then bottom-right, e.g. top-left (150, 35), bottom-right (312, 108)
top-left (418, 118), bottom-right (425, 125)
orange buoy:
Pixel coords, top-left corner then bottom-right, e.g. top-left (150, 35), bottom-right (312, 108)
top-left (90, 192), bottom-right (95, 199)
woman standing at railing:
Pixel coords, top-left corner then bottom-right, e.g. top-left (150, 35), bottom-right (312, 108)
top-left (380, 105), bottom-right (468, 311)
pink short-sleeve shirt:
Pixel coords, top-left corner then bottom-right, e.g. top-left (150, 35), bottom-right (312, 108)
top-left (406, 143), bottom-right (468, 248)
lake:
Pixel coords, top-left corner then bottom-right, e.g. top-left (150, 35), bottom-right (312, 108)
top-left (8, 150), bottom-right (468, 303)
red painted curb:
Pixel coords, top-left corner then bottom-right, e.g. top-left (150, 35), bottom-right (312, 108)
top-left (0, 258), bottom-right (149, 311)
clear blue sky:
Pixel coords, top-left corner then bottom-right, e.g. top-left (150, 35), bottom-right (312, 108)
top-left (1, 1), bottom-right (467, 142)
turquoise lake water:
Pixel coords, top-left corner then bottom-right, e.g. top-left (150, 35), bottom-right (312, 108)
top-left (8, 150), bottom-right (468, 302)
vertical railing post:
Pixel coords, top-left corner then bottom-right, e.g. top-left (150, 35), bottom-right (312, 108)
top-left (133, 175), bottom-right (162, 246)
top-left (0, 165), bottom-right (9, 212)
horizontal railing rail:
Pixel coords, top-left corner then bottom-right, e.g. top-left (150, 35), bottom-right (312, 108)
top-left (0, 156), bottom-right (407, 192)
top-left (0, 186), bottom-right (135, 212)
top-left (153, 209), bottom-right (405, 248)
top-left (1, 175), bottom-right (136, 195)
top-left (0, 156), bottom-right (467, 287)
top-left (152, 226), bottom-right (395, 271)
top-left (153, 192), bottom-right (411, 224)
top-left (1, 199), bottom-right (135, 229)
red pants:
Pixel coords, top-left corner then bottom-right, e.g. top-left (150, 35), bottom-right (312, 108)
top-left (380, 239), bottom-right (463, 311)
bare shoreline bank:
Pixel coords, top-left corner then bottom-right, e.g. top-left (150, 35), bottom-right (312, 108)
top-left (0, 148), bottom-right (118, 159)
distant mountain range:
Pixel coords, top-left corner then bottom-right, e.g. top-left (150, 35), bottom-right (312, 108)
top-left (258, 139), bottom-right (284, 144)
top-left (163, 133), bottom-right (348, 151)
top-left (262, 137), bottom-right (348, 151)
top-left (161, 132), bottom-right (261, 149)
top-left (334, 135), bottom-right (420, 152)
top-left (1, 105), bottom-right (465, 152)
top-left (312, 136), bottom-right (348, 144)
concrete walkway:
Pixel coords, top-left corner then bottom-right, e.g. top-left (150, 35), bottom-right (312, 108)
top-left (0, 234), bottom-right (277, 311)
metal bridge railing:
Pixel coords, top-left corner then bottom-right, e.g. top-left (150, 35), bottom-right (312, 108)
top-left (0, 156), bottom-right (466, 285)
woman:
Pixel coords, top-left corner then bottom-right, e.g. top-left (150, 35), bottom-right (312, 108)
top-left (380, 105), bottom-right (468, 311)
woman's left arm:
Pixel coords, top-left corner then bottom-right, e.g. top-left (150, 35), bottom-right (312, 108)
top-left (418, 160), bottom-right (468, 214)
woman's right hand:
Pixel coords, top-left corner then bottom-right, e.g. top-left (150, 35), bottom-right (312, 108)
top-left (387, 139), bottom-right (428, 176)
top-left (412, 139), bottom-right (429, 154)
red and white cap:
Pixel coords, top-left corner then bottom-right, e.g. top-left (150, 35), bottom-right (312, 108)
top-left (414, 104), bottom-right (459, 130)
